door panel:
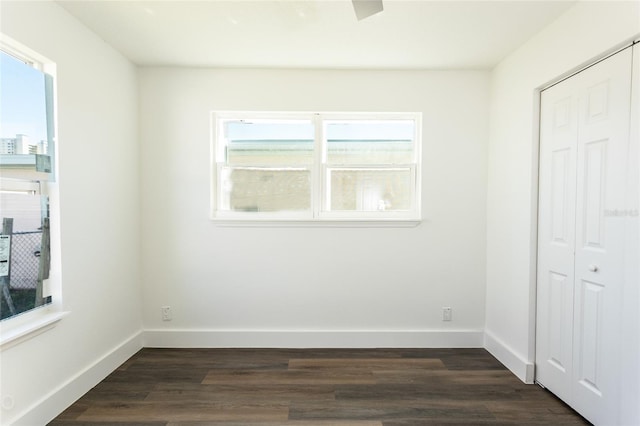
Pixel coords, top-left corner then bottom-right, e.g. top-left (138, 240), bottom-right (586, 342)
top-left (572, 47), bottom-right (632, 426)
top-left (546, 271), bottom-right (572, 373)
top-left (551, 148), bottom-right (572, 244)
top-left (581, 140), bottom-right (606, 248)
top-left (536, 75), bottom-right (578, 403)
top-left (576, 279), bottom-right (604, 395)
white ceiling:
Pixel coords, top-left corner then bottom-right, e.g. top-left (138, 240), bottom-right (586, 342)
top-left (57, 0), bottom-right (576, 69)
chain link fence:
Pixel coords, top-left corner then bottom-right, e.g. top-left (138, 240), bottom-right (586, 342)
top-left (9, 231), bottom-right (42, 290)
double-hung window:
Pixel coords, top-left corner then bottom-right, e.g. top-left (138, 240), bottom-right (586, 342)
top-left (212, 112), bottom-right (421, 223)
top-left (1, 38), bottom-right (57, 328)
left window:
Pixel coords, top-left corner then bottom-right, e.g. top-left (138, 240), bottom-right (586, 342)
top-left (216, 116), bottom-right (315, 216)
top-left (0, 42), bottom-right (56, 321)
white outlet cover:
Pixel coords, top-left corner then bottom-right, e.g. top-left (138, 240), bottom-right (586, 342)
top-left (442, 307), bottom-right (452, 321)
top-left (161, 306), bottom-right (172, 321)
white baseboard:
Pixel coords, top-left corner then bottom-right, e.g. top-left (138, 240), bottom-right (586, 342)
top-left (484, 329), bottom-right (535, 383)
top-left (143, 329), bottom-right (484, 348)
top-left (11, 330), bottom-right (143, 426)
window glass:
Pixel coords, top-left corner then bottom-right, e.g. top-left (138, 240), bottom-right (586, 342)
top-left (225, 120), bottom-right (314, 166)
top-left (325, 120), bottom-right (415, 165)
top-left (217, 118), bottom-right (313, 213)
top-left (326, 167), bottom-right (413, 212)
top-left (0, 49), bottom-right (54, 320)
top-left (219, 166), bottom-right (311, 212)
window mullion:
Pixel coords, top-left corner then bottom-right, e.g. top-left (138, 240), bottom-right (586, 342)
top-left (312, 114), bottom-right (324, 218)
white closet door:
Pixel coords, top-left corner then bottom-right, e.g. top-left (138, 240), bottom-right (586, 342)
top-left (571, 47), bottom-right (632, 425)
top-left (536, 64), bottom-right (579, 404)
top-left (537, 46), bottom-right (634, 425)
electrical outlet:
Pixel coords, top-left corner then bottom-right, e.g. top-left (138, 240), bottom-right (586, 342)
top-left (161, 306), bottom-right (172, 321)
top-left (442, 307), bottom-right (452, 321)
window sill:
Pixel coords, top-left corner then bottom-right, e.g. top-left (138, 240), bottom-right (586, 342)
top-left (0, 309), bottom-right (68, 351)
top-left (212, 218), bottom-right (422, 228)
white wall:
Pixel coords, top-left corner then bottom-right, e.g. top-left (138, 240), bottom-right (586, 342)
top-left (0, 2), bottom-right (142, 425)
top-left (139, 68), bottom-right (489, 347)
top-left (8, 1), bottom-right (636, 423)
top-left (485, 0), bottom-right (639, 389)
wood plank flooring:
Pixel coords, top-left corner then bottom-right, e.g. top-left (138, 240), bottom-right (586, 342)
top-left (49, 348), bottom-right (590, 425)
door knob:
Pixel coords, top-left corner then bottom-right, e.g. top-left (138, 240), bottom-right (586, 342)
top-left (588, 264), bottom-right (599, 272)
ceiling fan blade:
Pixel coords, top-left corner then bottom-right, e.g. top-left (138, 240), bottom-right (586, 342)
top-left (352, 0), bottom-right (383, 21)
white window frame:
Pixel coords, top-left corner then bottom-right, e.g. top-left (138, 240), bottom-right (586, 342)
top-left (211, 111), bottom-right (422, 226)
top-left (0, 34), bottom-right (66, 351)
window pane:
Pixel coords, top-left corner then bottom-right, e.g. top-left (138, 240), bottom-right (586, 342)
top-left (224, 120), bottom-right (314, 166)
top-left (0, 191), bottom-right (48, 319)
top-left (0, 191), bottom-right (44, 233)
top-left (0, 51), bottom-right (53, 179)
top-left (220, 166), bottom-right (311, 212)
top-left (325, 120), bottom-right (415, 165)
top-left (327, 168), bottom-right (412, 212)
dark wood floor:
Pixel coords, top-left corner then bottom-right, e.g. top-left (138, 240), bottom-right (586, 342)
top-left (49, 348), bottom-right (590, 425)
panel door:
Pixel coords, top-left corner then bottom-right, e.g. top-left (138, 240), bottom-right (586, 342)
top-left (536, 70), bottom-right (579, 404)
top-left (571, 47), bottom-right (632, 425)
top-left (537, 46), bottom-right (633, 425)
